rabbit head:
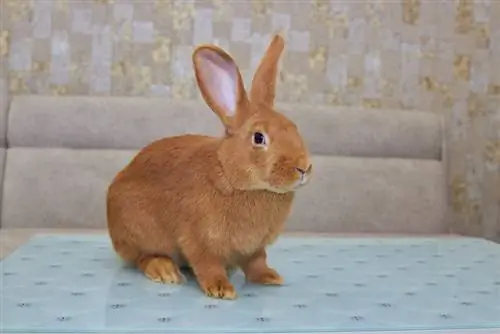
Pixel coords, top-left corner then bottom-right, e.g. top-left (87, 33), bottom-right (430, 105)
top-left (192, 34), bottom-right (312, 194)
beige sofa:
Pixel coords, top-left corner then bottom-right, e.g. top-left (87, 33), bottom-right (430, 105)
top-left (0, 88), bottom-right (454, 247)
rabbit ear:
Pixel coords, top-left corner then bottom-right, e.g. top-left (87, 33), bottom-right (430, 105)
top-left (249, 34), bottom-right (285, 107)
top-left (193, 45), bottom-right (249, 131)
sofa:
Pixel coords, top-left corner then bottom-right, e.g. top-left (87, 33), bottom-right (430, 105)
top-left (1, 86), bottom-right (452, 251)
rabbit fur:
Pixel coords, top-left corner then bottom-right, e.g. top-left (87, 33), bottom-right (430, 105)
top-left (106, 34), bottom-right (312, 300)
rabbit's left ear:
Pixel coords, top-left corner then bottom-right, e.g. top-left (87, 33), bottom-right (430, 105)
top-left (249, 34), bottom-right (285, 107)
top-left (192, 45), bottom-right (249, 132)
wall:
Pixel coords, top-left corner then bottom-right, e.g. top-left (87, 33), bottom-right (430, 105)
top-left (0, 0), bottom-right (499, 239)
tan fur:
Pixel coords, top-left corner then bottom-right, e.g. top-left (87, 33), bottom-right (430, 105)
top-left (106, 34), bottom-right (312, 300)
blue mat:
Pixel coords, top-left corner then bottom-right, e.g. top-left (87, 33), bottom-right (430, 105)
top-left (0, 235), bottom-right (499, 333)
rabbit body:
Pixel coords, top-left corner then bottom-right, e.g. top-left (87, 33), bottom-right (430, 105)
top-left (107, 134), bottom-right (294, 267)
top-left (107, 34), bottom-right (311, 299)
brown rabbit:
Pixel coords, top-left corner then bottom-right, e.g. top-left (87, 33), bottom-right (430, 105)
top-left (106, 34), bottom-right (312, 300)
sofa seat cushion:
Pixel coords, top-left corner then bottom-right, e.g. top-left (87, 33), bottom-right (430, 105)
top-left (2, 148), bottom-right (134, 229)
top-left (291, 155), bottom-right (448, 233)
top-left (0, 148), bottom-right (5, 220)
top-left (0, 80), bottom-right (8, 148)
top-left (1, 148), bottom-right (447, 233)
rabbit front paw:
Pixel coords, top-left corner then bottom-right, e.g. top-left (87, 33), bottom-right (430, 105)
top-left (201, 277), bottom-right (237, 300)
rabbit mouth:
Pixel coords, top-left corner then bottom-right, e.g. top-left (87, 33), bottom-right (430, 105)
top-left (264, 177), bottom-right (309, 193)
top-left (292, 176), bottom-right (310, 189)
top-left (288, 170), bottom-right (311, 189)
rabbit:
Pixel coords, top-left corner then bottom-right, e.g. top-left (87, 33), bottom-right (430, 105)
top-left (106, 34), bottom-right (312, 300)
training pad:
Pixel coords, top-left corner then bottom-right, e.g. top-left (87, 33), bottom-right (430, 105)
top-left (1, 235), bottom-right (499, 334)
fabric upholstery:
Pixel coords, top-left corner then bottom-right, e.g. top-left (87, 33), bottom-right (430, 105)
top-left (290, 155), bottom-right (448, 233)
top-left (0, 80), bottom-right (8, 148)
top-left (2, 148), bottom-right (447, 233)
top-left (0, 148), bottom-right (5, 224)
top-left (8, 96), bottom-right (442, 160)
top-left (1, 148), bottom-right (135, 229)
top-left (1, 95), bottom-right (449, 234)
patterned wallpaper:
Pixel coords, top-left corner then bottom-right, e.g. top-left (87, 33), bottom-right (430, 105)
top-left (0, 0), bottom-right (499, 240)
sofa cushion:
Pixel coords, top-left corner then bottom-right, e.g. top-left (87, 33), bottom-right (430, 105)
top-left (0, 148), bottom-right (5, 224)
top-left (290, 155), bottom-right (448, 234)
top-left (0, 80), bottom-right (8, 148)
top-left (8, 96), bottom-right (442, 160)
top-left (1, 148), bottom-right (134, 229)
top-left (1, 148), bottom-right (447, 233)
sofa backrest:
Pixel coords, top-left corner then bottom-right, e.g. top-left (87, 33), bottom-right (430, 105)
top-left (7, 96), bottom-right (443, 158)
top-left (0, 80), bottom-right (7, 148)
top-left (0, 80), bottom-right (8, 223)
top-left (0, 95), bottom-right (449, 234)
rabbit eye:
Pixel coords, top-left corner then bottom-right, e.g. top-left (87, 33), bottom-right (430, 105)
top-left (252, 132), bottom-right (267, 146)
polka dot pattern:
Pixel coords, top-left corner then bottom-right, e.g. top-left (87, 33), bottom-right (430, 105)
top-left (0, 235), bottom-right (499, 333)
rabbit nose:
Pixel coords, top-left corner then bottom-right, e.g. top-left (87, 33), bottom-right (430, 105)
top-left (296, 164), bottom-right (312, 175)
